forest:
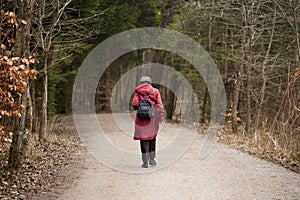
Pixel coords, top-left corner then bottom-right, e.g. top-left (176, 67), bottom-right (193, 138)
top-left (0, 0), bottom-right (299, 198)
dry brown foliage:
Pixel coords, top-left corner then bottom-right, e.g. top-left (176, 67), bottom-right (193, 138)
top-left (0, 9), bottom-right (37, 153)
top-left (220, 124), bottom-right (300, 174)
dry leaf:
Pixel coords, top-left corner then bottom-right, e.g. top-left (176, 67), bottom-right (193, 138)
top-left (1, 44), bottom-right (6, 50)
top-left (8, 12), bottom-right (15, 17)
top-left (21, 20), bottom-right (27, 25)
top-left (19, 64), bottom-right (26, 70)
top-left (5, 50), bottom-right (11, 56)
top-left (9, 38), bottom-right (16, 44)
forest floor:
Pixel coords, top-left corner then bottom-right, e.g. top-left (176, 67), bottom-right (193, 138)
top-left (1, 113), bottom-right (300, 199)
top-left (0, 115), bottom-right (85, 199)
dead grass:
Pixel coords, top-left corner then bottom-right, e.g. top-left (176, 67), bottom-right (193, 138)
top-left (220, 124), bottom-right (300, 173)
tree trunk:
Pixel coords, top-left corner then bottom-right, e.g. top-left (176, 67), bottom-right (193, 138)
top-left (201, 0), bottom-right (214, 124)
top-left (39, 55), bottom-right (48, 140)
top-left (8, 0), bottom-right (34, 168)
top-left (201, 88), bottom-right (208, 123)
top-left (8, 122), bottom-right (22, 168)
top-left (232, 26), bottom-right (246, 134)
top-left (30, 78), bottom-right (37, 134)
top-left (255, 5), bottom-right (276, 131)
top-left (232, 71), bottom-right (242, 134)
top-left (245, 24), bottom-right (252, 135)
top-left (292, 0), bottom-right (300, 65)
top-left (167, 86), bottom-right (176, 120)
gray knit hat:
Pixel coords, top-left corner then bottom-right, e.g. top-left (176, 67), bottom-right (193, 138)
top-left (139, 76), bottom-right (152, 84)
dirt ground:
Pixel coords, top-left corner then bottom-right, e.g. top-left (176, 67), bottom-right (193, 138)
top-left (36, 114), bottom-right (300, 200)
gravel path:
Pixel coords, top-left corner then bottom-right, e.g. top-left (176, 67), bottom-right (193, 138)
top-left (58, 113), bottom-right (299, 200)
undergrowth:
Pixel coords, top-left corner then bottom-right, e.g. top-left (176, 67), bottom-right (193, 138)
top-left (220, 124), bottom-right (300, 173)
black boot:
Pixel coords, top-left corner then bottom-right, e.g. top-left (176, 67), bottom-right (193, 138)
top-left (149, 159), bottom-right (157, 166)
top-left (141, 162), bottom-right (148, 168)
top-left (149, 151), bottom-right (156, 166)
top-left (141, 153), bottom-right (149, 168)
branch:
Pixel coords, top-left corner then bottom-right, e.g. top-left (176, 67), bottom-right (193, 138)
top-left (47, 53), bottom-right (73, 72)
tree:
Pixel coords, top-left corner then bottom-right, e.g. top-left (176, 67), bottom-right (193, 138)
top-left (0, 1), bottom-right (37, 168)
top-left (32, 0), bottom-right (73, 140)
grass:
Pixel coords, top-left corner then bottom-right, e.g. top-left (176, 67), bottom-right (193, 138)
top-left (220, 124), bottom-right (300, 173)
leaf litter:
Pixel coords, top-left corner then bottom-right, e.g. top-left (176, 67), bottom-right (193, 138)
top-left (0, 115), bottom-right (85, 200)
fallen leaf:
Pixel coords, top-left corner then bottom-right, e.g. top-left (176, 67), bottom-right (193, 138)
top-left (21, 20), bottom-right (27, 25)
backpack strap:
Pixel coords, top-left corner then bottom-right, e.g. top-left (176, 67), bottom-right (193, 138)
top-left (139, 89), bottom-right (154, 100)
top-left (145, 89), bottom-right (153, 100)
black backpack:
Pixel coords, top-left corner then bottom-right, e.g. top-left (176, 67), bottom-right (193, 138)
top-left (137, 89), bottom-right (154, 119)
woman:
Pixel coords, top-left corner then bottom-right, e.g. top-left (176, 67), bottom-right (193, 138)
top-left (132, 76), bottom-right (164, 168)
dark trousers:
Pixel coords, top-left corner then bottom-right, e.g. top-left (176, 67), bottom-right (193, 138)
top-left (140, 137), bottom-right (156, 163)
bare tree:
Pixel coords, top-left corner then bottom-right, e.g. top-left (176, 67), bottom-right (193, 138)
top-left (32, 0), bottom-right (73, 140)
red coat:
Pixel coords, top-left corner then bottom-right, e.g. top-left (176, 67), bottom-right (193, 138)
top-left (132, 83), bottom-right (164, 140)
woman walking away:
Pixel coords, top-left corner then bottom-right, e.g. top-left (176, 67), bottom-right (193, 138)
top-left (132, 76), bottom-right (164, 168)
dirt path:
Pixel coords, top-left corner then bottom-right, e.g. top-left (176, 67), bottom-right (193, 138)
top-left (57, 114), bottom-right (299, 200)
